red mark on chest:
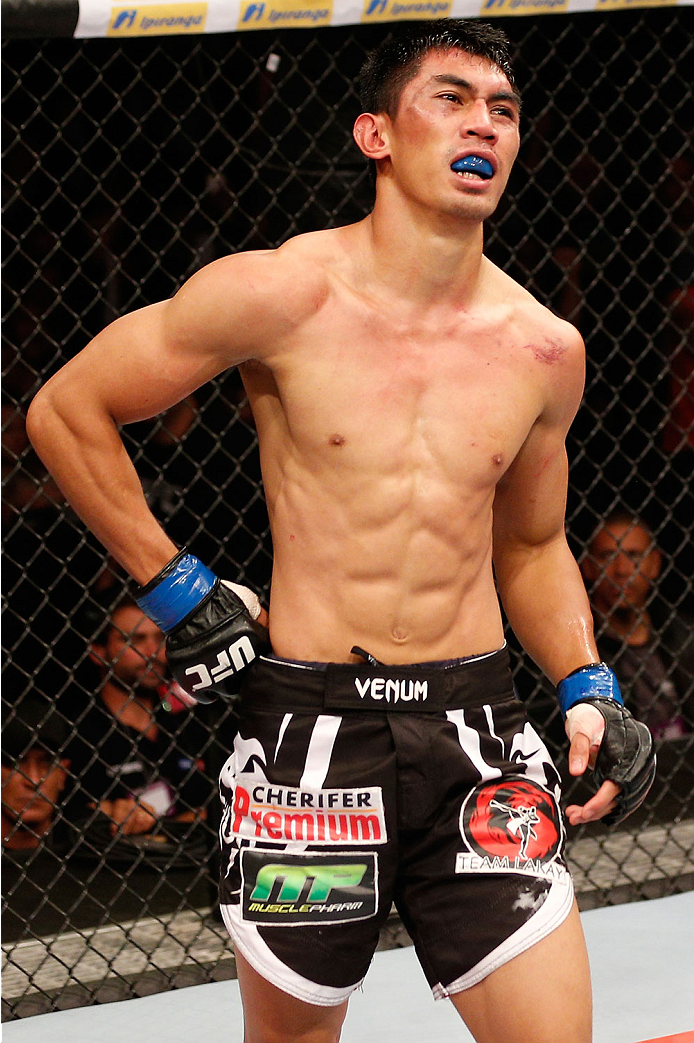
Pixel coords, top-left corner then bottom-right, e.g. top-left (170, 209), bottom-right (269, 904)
top-left (526, 340), bottom-right (566, 365)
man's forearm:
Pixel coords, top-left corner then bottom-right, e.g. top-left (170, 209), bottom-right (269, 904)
top-left (26, 386), bottom-right (177, 584)
top-left (495, 534), bottom-right (599, 686)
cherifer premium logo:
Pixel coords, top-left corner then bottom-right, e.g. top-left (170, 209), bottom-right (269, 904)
top-left (108, 3), bottom-right (207, 35)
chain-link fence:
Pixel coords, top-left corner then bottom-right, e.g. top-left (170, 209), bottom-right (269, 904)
top-left (3, 8), bottom-right (693, 1021)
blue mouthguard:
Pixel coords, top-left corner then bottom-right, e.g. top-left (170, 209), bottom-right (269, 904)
top-left (451, 156), bottom-right (494, 179)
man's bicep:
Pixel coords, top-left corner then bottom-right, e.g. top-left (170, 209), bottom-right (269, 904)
top-left (493, 423), bottom-right (570, 554)
top-left (40, 299), bottom-right (228, 427)
top-left (40, 251), bottom-right (291, 425)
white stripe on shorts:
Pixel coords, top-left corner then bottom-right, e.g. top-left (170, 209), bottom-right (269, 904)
top-left (274, 712), bottom-right (293, 760)
top-left (300, 714), bottom-right (342, 790)
top-left (446, 708), bottom-right (503, 782)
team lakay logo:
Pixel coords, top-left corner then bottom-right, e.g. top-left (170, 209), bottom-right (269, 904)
top-left (241, 850), bottom-right (378, 925)
top-left (456, 776), bottom-right (567, 881)
top-left (489, 796), bottom-right (540, 859)
top-left (184, 636), bottom-right (256, 691)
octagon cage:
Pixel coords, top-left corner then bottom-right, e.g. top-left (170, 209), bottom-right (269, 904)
top-left (2, 6), bottom-right (693, 1020)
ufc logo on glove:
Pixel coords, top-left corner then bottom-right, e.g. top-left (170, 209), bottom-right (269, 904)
top-left (185, 636), bottom-right (258, 691)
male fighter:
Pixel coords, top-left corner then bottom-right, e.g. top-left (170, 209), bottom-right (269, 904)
top-left (27, 21), bottom-right (654, 1043)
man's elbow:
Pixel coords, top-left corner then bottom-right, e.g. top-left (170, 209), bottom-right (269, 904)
top-left (25, 382), bottom-right (57, 454)
top-left (26, 376), bottom-right (76, 459)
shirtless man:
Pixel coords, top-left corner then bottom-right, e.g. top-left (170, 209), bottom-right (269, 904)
top-left (26, 21), bottom-right (654, 1043)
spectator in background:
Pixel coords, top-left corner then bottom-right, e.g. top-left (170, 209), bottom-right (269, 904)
top-left (2, 696), bottom-right (71, 851)
top-left (581, 510), bottom-right (694, 740)
top-left (68, 593), bottom-right (211, 857)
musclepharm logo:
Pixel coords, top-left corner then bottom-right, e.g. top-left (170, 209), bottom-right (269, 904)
top-left (354, 676), bottom-right (428, 703)
top-left (241, 851), bottom-right (378, 924)
top-left (185, 636), bottom-right (256, 690)
top-left (250, 862), bottom-right (367, 903)
top-left (242, 2), bottom-right (264, 18)
top-left (108, 3), bottom-right (207, 35)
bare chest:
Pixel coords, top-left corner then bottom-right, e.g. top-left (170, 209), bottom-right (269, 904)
top-left (266, 313), bottom-right (547, 488)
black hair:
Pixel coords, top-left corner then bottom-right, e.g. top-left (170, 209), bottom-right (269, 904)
top-left (356, 19), bottom-right (519, 119)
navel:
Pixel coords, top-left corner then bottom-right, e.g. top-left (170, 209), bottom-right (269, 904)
top-left (392, 627), bottom-right (409, 643)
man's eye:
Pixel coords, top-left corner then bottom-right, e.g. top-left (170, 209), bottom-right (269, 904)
top-left (439, 93), bottom-right (460, 103)
top-left (493, 106), bottom-right (516, 119)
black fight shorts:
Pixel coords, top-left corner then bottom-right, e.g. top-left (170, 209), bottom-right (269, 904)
top-left (218, 647), bottom-right (574, 1006)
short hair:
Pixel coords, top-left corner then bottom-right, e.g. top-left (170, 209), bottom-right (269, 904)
top-left (593, 509), bottom-right (655, 543)
top-left (356, 19), bottom-right (519, 119)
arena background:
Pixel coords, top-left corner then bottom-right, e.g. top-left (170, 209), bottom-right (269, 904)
top-left (2, 1), bottom-right (693, 1022)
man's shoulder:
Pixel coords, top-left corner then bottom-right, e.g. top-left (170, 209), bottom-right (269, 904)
top-left (165, 231), bottom-right (347, 362)
top-left (484, 260), bottom-right (585, 361)
top-left (215, 229), bottom-right (341, 293)
top-left (190, 230), bottom-right (343, 329)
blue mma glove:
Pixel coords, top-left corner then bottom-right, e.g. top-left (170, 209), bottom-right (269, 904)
top-left (558, 663), bottom-right (656, 827)
top-left (135, 549), bottom-right (270, 704)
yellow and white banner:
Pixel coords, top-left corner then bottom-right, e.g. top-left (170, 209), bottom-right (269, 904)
top-left (107, 2), bottom-right (207, 34)
top-left (75, 0), bottom-right (692, 38)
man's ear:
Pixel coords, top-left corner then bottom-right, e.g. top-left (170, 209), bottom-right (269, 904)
top-left (353, 112), bottom-right (391, 162)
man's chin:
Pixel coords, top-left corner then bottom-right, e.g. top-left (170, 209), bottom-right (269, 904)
top-left (446, 194), bottom-right (500, 224)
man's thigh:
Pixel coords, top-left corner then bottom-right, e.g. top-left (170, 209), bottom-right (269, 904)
top-left (450, 902), bottom-right (592, 1043)
top-left (235, 950), bottom-right (350, 1043)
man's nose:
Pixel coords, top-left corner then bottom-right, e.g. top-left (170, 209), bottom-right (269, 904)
top-left (138, 636), bottom-right (163, 660)
top-left (24, 761), bottom-right (45, 785)
top-left (461, 100), bottom-right (497, 140)
top-left (613, 552), bottom-right (636, 577)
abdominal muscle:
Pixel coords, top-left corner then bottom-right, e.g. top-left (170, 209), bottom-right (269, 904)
top-left (263, 457), bottom-right (505, 666)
